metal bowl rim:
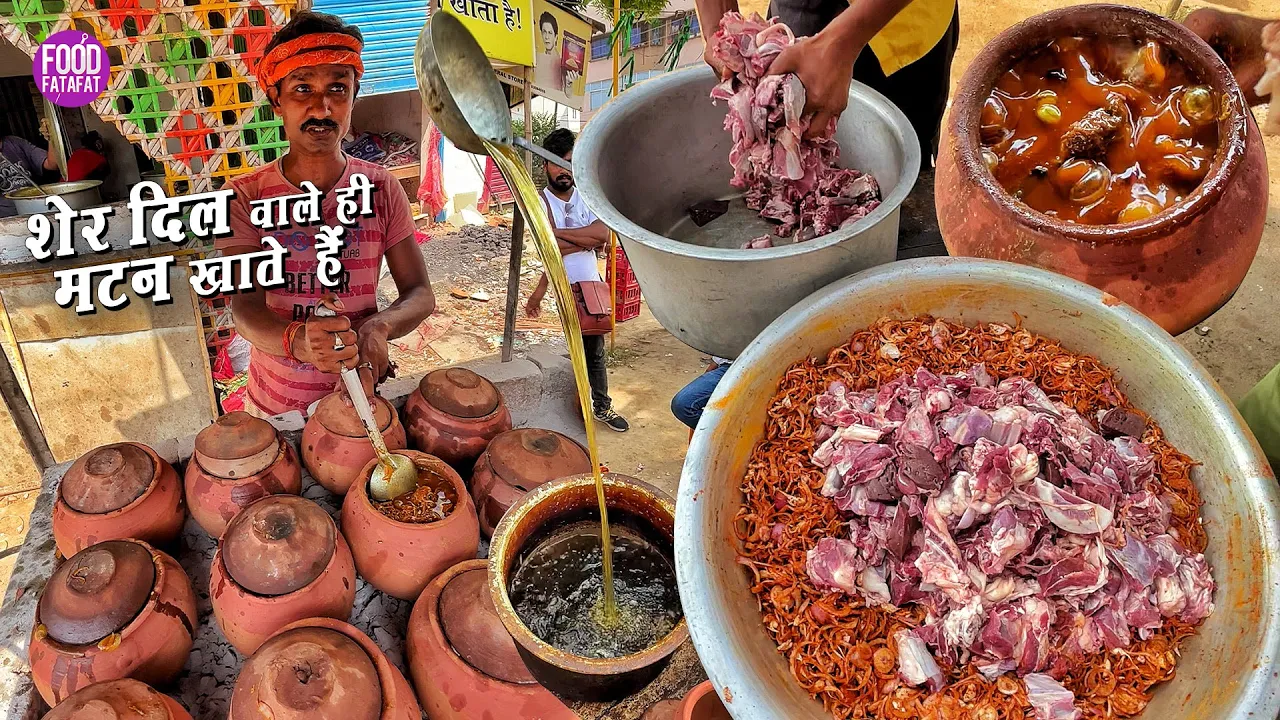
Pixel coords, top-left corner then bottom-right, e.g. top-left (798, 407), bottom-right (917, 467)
top-left (574, 65), bottom-right (921, 262)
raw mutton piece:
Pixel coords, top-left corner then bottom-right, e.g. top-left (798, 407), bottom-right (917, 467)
top-left (803, 361), bottom-right (1216, 720)
top-left (708, 13), bottom-right (882, 246)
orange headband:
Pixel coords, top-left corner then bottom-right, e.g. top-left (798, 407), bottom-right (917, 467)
top-left (256, 32), bottom-right (364, 91)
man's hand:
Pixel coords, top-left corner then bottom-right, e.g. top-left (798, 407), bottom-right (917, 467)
top-left (705, 41), bottom-right (731, 81)
top-left (349, 320), bottom-right (391, 404)
top-left (768, 34), bottom-right (859, 139)
top-left (526, 291), bottom-right (545, 318)
top-left (1184, 8), bottom-right (1271, 106)
top-left (292, 303), bottom-right (357, 374)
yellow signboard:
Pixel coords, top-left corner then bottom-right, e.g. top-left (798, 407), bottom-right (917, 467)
top-left (441, 0), bottom-right (534, 67)
top-left (531, 0), bottom-right (590, 111)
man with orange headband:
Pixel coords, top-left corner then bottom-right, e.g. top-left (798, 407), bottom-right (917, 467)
top-left (218, 11), bottom-right (436, 419)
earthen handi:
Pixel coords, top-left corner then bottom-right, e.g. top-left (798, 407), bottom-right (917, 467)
top-left (708, 13), bottom-right (882, 249)
top-left (375, 465), bottom-right (459, 523)
top-left (980, 36), bottom-right (1220, 225)
top-left (736, 317), bottom-right (1213, 719)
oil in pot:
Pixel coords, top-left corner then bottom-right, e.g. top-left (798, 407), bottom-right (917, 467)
top-left (507, 521), bottom-right (681, 659)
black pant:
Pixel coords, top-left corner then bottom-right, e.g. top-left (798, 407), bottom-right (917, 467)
top-left (582, 333), bottom-right (611, 413)
top-left (767, 0), bottom-right (960, 159)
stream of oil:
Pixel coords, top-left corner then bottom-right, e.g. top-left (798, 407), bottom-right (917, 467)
top-left (485, 140), bottom-right (617, 623)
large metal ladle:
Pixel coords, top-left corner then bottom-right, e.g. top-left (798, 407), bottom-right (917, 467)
top-left (414, 11), bottom-right (568, 167)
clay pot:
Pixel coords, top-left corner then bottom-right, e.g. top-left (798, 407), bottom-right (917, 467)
top-left (341, 450), bottom-right (480, 600)
top-left (29, 540), bottom-right (197, 706)
top-left (52, 443), bottom-right (185, 559)
top-left (184, 412), bottom-right (303, 537)
top-left (404, 368), bottom-right (512, 470)
top-left (471, 429), bottom-right (592, 536)
top-left (228, 618), bottom-right (420, 720)
top-left (210, 495), bottom-right (357, 655)
top-left (303, 392), bottom-right (407, 495)
top-left (935, 4), bottom-right (1268, 335)
top-left (679, 682), bottom-right (730, 720)
top-left (39, 679), bottom-right (193, 720)
top-left (489, 473), bottom-right (688, 702)
top-left (406, 559), bottom-right (575, 720)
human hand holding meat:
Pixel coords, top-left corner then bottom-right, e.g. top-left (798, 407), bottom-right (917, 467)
top-left (767, 34), bottom-right (857, 140)
top-left (767, 0), bottom-right (913, 139)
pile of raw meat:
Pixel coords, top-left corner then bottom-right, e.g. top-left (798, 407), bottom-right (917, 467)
top-left (804, 365), bottom-right (1215, 718)
top-left (1259, 22), bottom-right (1280, 135)
top-left (708, 13), bottom-right (882, 249)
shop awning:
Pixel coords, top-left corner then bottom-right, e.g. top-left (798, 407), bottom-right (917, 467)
top-left (312, 0), bottom-right (428, 95)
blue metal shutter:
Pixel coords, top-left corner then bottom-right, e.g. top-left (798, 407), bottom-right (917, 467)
top-left (312, 0), bottom-right (427, 95)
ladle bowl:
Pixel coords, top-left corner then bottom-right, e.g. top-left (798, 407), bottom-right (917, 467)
top-left (415, 11), bottom-right (575, 167)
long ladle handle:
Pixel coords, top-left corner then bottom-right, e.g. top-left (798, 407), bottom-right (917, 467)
top-left (511, 136), bottom-right (573, 168)
top-left (313, 304), bottom-right (393, 462)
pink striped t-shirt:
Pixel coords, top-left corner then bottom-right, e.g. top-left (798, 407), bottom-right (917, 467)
top-left (219, 156), bottom-right (415, 416)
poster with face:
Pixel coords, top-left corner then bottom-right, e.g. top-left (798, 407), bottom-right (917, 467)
top-left (531, 0), bottom-right (590, 110)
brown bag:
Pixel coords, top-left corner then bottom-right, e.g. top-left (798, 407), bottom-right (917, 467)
top-left (573, 280), bottom-right (613, 336)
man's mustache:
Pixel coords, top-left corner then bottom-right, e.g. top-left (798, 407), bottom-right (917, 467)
top-left (301, 119), bottom-right (340, 131)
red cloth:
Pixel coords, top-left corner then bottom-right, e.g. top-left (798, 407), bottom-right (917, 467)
top-left (417, 122), bottom-right (447, 220)
top-left (65, 148), bottom-right (107, 181)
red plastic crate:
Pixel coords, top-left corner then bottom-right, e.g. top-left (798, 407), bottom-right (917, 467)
top-left (616, 281), bottom-right (642, 322)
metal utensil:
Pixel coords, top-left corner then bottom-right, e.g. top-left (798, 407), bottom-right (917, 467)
top-left (678, 258), bottom-right (1280, 719)
top-left (312, 304), bottom-right (418, 500)
top-left (414, 11), bottom-right (569, 168)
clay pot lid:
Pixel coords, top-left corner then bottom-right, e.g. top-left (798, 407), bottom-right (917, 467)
top-left (487, 429), bottom-right (592, 488)
top-left (420, 368), bottom-right (501, 419)
top-left (40, 540), bottom-right (155, 646)
top-left (222, 496), bottom-right (336, 596)
top-left (194, 412), bottom-right (280, 478)
top-left (312, 393), bottom-right (394, 438)
top-left (61, 443), bottom-right (156, 514)
top-left (231, 627), bottom-right (382, 720)
top-left (42, 679), bottom-right (173, 720)
top-left (439, 568), bottom-right (536, 684)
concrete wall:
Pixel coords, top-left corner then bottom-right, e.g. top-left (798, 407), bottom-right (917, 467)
top-left (351, 89), bottom-right (423, 145)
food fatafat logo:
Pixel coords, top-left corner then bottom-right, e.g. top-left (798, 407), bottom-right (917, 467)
top-left (32, 30), bottom-right (111, 108)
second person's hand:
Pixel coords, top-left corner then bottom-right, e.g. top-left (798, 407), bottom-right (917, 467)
top-left (767, 33), bottom-right (859, 139)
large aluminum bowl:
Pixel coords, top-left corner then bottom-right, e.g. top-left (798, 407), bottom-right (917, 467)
top-left (575, 67), bottom-right (919, 359)
top-left (676, 258), bottom-right (1280, 718)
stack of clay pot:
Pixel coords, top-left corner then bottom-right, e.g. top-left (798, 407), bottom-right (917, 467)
top-left (29, 540), bottom-right (196, 705)
top-left (406, 559), bottom-right (575, 720)
top-left (40, 679), bottom-right (193, 720)
top-left (52, 442), bottom-right (184, 558)
top-left (404, 368), bottom-right (511, 469)
top-left (342, 450), bottom-right (479, 600)
top-left (303, 392), bottom-right (406, 495)
top-left (229, 618), bottom-right (420, 720)
top-left (184, 412), bottom-right (302, 537)
top-left (210, 495), bottom-right (356, 654)
top-left (471, 429), bottom-right (592, 536)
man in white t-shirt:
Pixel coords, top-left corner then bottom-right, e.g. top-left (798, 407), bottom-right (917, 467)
top-left (526, 128), bottom-right (630, 432)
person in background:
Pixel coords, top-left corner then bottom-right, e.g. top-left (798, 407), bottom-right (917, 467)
top-left (672, 357), bottom-right (732, 431)
top-left (526, 128), bottom-right (631, 433)
top-left (695, 0), bottom-right (958, 159)
top-left (1184, 9), bottom-right (1280, 469)
top-left (66, 131), bottom-right (111, 182)
top-left (0, 135), bottom-right (60, 217)
top-left (219, 11), bottom-right (435, 419)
